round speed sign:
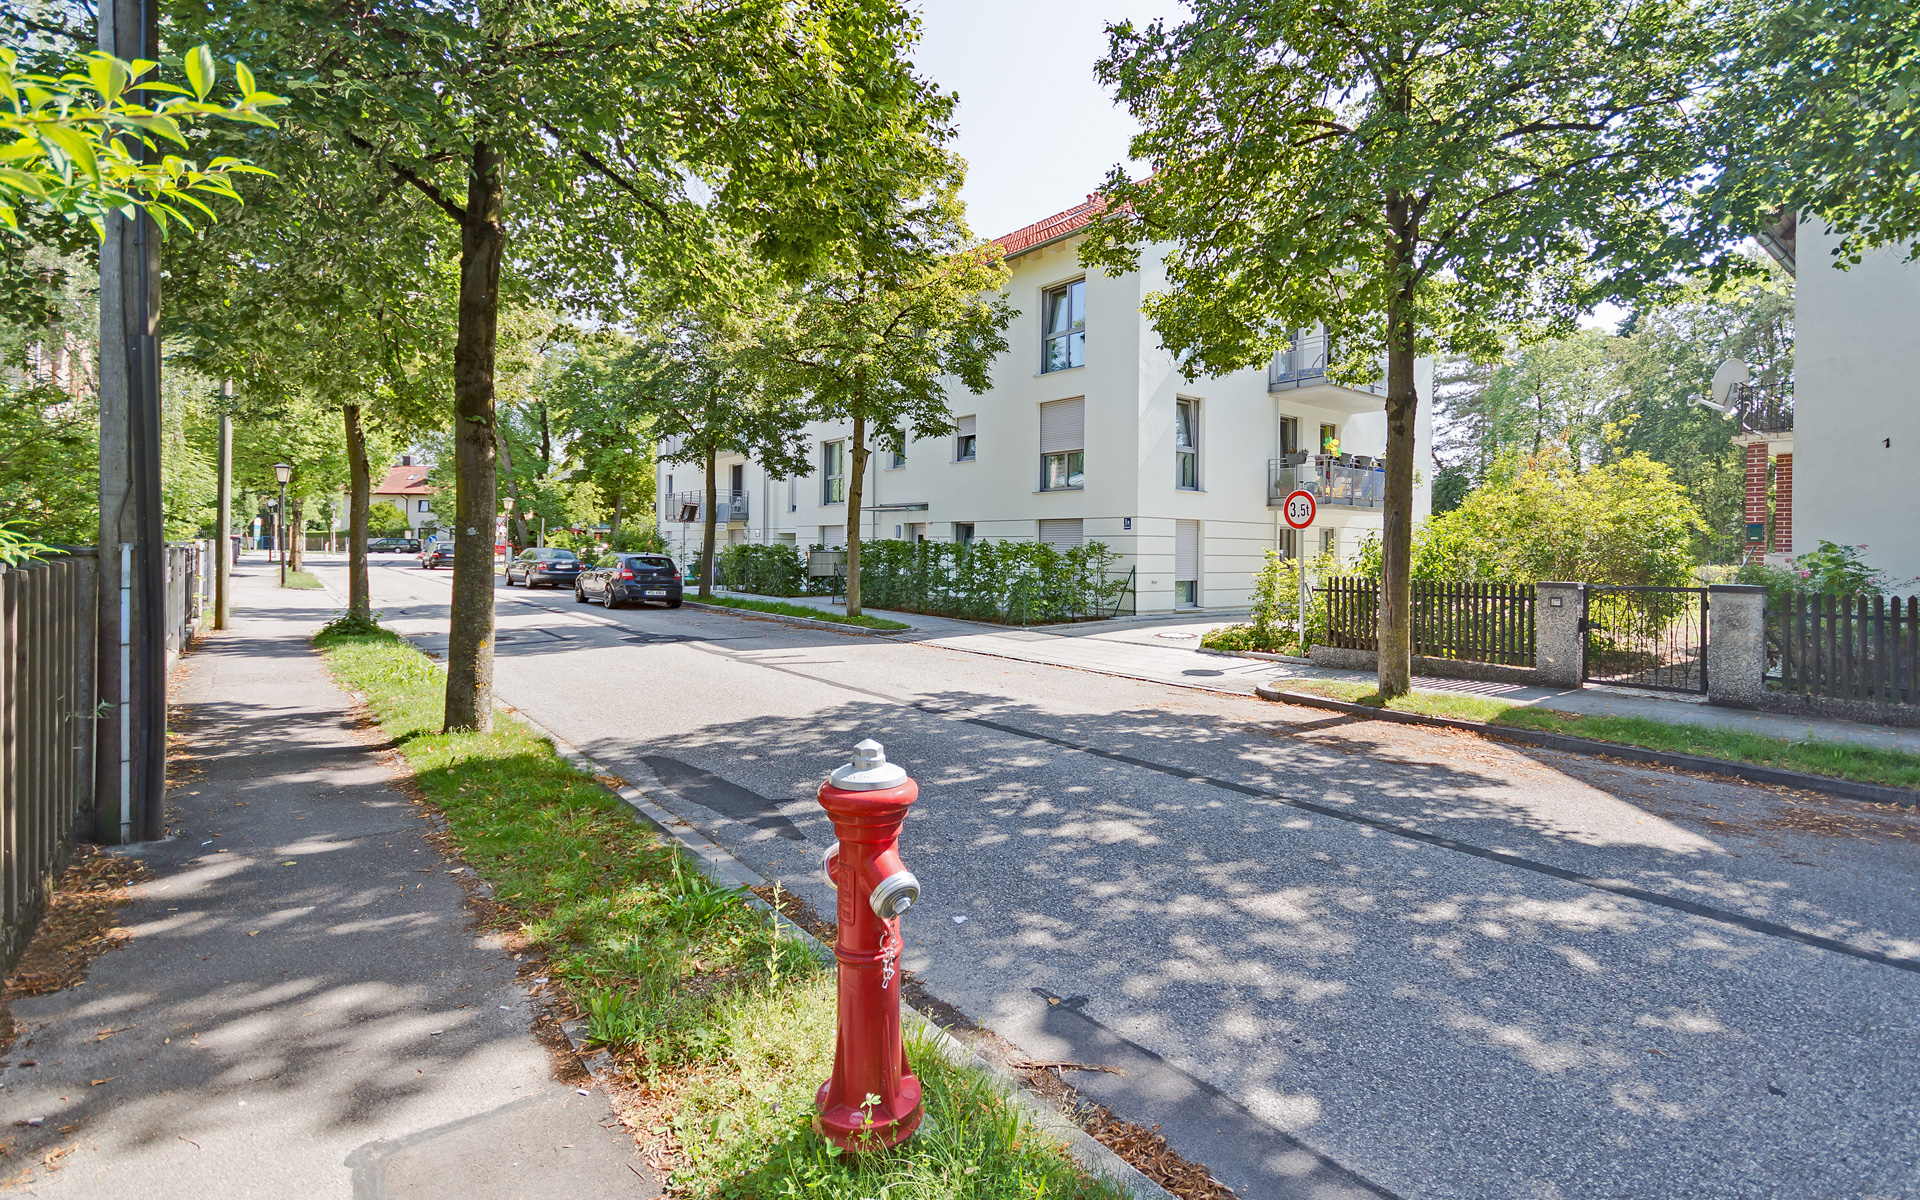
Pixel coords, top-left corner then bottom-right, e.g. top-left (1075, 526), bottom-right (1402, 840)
top-left (1282, 489), bottom-right (1317, 530)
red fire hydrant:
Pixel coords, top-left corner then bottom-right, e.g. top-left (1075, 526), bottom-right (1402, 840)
top-left (815, 739), bottom-right (923, 1151)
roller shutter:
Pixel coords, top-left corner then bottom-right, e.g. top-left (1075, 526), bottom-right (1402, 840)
top-left (1174, 520), bottom-right (1199, 581)
top-left (956, 415), bottom-right (976, 436)
top-left (1039, 398), bottom-right (1085, 453)
top-left (822, 525), bottom-right (845, 548)
top-left (1038, 519), bottom-right (1084, 551)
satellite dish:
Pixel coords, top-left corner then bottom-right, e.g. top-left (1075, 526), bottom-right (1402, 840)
top-left (1710, 358), bottom-right (1750, 408)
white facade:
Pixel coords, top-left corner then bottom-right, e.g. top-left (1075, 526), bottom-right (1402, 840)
top-left (1793, 220), bottom-right (1920, 584)
top-left (657, 220), bottom-right (1433, 613)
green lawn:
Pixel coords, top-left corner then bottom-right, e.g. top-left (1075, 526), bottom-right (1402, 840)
top-left (695, 593), bottom-right (909, 631)
top-left (283, 568), bottom-right (323, 590)
top-left (314, 627), bottom-right (1122, 1200)
top-left (1277, 678), bottom-right (1920, 790)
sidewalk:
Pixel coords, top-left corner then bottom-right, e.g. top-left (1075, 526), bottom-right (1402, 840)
top-left (718, 589), bottom-right (1920, 756)
top-left (0, 562), bottom-right (655, 1197)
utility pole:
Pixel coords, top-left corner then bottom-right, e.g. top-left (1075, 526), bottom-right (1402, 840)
top-left (216, 380), bottom-right (233, 629)
top-left (95, 0), bottom-right (166, 844)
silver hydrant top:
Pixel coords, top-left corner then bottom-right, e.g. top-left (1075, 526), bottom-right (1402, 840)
top-left (828, 738), bottom-right (909, 791)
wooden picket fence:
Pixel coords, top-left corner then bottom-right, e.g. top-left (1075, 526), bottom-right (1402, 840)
top-left (1321, 578), bottom-right (1535, 667)
top-left (1772, 593), bottom-right (1920, 706)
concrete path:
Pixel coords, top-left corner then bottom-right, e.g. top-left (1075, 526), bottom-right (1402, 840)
top-left (712, 587), bottom-right (1920, 756)
top-left (0, 561), bottom-right (655, 1198)
top-left (326, 556), bottom-right (1920, 1200)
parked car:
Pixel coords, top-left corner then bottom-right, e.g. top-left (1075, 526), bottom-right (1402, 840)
top-left (503, 546), bottom-right (584, 587)
top-left (418, 545), bottom-right (453, 569)
top-left (368, 537), bottom-right (421, 553)
top-left (575, 553), bottom-right (682, 609)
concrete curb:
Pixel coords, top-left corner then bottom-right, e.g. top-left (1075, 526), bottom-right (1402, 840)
top-left (1253, 684), bottom-right (1920, 808)
top-left (680, 599), bottom-right (913, 637)
top-left (510, 710), bottom-right (1176, 1200)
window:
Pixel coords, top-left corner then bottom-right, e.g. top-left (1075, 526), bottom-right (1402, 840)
top-left (1039, 398), bottom-right (1085, 491)
top-left (1320, 423), bottom-right (1339, 454)
top-left (954, 522), bottom-right (975, 545)
top-left (729, 463), bottom-right (745, 498)
top-left (666, 473), bottom-right (674, 495)
top-left (888, 430), bottom-right (906, 470)
top-left (417, 499), bottom-right (430, 512)
top-left (1278, 527), bottom-right (1299, 560)
top-left (1321, 528), bottom-right (1336, 556)
top-left (787, 478), bottom-right (797, 512)
top-left (821, 441), bottom-right (846, 504)
top-left (955, 415), bottom-right (977, 461)
top-left (1280, 416), bottom-right (1299, 457)
top-left (1175, 398), bottom-right (1199, 489)
top-left (1042, 280), bottom-right (1086, 372)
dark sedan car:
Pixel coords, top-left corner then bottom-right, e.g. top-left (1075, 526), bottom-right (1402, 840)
top-left (575, 553), bottom-right (682, 609)
top-left (503, 547), bottom-right (584, 588)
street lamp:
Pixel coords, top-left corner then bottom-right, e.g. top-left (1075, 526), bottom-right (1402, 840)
top-left (274, 462), bottom-right (293, 587)
top-left (522, 509), bottom-right (540, 550)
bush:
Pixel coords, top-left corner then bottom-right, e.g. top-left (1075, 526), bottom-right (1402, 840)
top-left (717, 542), bottom-right (807, 596)
top-left (1735, 540), bottom-right (1918, 610)
top-left (366, 500), bottom-right (409, 537)
top-left (1411, 449), bottom-right (1704, 584)
top-left (743, 538), bottom-right (1125, 623)
top-left (1201, 549), bottom-right (1329, 654)
top-left (610, 524), bottom-right (668, 553)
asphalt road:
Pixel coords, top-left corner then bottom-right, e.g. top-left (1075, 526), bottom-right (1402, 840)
top-left (324, 555), bottom-right (1920, 1200)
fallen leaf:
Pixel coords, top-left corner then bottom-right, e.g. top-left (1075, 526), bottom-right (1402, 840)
top-left (90, 1078), bottom-right (117, 1086)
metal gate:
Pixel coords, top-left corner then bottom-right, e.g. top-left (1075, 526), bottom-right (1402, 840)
top-left (1584, 586), bottom-right (1708, 693)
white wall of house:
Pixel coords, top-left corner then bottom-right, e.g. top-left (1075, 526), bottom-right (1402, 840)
top-left (1794, 221), bottom-right (1920, 584)
top-left (658, 230), bottom-right (1433, 612)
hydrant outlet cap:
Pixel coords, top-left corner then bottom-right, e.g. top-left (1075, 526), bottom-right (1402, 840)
top-left (828, 738), bottom-right (909, 791)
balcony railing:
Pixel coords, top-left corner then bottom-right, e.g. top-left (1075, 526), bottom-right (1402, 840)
top-left (1729, 382), bottom-right (1794, 435)
top-left (1268, 328), bottom-right (1387, 397)
top-left (666, 490), bottom-right (749, 523)
top-left (1268, 455), bottom-right (1387, 509)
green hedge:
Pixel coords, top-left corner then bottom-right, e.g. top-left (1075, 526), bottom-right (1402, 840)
top-left (718, 538), bottom-right (1129, 624)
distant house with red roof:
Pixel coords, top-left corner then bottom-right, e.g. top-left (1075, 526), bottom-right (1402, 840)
top-left (370, 457), bottom-right (438, 534)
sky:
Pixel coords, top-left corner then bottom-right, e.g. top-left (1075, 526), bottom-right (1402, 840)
top-left (909, 0), bottom-right (1186, 241)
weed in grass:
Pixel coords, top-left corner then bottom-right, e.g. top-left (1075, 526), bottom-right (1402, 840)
top-left (314, 627), bottom-right (1128, 1200)
top-left (282, 568), bottom-right (324, 590)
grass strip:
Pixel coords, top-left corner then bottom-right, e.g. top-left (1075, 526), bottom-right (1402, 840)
top-left (314, 626), bottom-right (1126, 1199)
top-left (282, 568), bottom-right (323, 590)
top-left (698, 593), bottom-right (910, 631)
top-left (1280, 679), bottom-right (1920, 790)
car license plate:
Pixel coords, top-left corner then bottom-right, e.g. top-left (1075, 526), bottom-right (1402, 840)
top-left (645, 589), bottom-right (668, 596)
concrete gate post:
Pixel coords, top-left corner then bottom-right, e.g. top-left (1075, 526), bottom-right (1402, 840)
top-left (1534, 582), bottom-right (1586, 687)
top-left (1707, 584), bottom-right (1768, 707)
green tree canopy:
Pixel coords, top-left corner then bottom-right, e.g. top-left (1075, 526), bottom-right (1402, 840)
top-left (1084, 0), bottom-right (1729, 695)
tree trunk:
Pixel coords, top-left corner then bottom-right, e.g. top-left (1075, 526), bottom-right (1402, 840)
top-left (699, 445), bottom-right (718, 597)
top-left (344, 403), bottom-right (371, 620)
top-left (845, 414), bottom-right (867, 616)
top-left (1377, 275), bottom-right (1418, 699)
top-left (443, 141), bottom-right (505, 733)
top-left (609, 487), bottom-right (623, 546)
top-left (289, 493), bottom-right (305, 571)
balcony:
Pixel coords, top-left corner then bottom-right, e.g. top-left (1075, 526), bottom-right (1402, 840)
top-left (1268, 328), bottom-right (1388, 415)
top-left (666, 490), bottom-right (749, 524)
top-left (1730, 382), bottom-right (1793, 436)
top-left (1268, 455), bottom-right (1387, 509)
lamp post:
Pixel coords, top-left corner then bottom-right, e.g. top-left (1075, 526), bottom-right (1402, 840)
top-left (522, 509), bottom-right (537, 550)
top-left (274, 462), bottom-right (293, 587)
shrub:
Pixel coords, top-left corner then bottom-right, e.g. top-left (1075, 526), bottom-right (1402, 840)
top-left (1411, 449), bottom-right (1704, 585)
top-left (1736, 540), bottom-right (1919, 609)
top-left (365, 500), bottom-right (409, 537)
top-left (717, 542), bottom-right (807, 596)
top-left (1202, 549), bottom-right (1328, 654)
top-left (610, 524), bottom-right (668, 553)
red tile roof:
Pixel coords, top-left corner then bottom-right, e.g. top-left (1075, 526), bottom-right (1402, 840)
top-left (376, 465), bottom-right (433, 496)
top-left (993, 194), bottom-right (1108, 258)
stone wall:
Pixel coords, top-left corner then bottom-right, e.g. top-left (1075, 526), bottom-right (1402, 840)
top-left (1306, 645), bottom-right (1546, 688)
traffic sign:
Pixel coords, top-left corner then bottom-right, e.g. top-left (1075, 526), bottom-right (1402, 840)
top-left (1282, 489), bottom-right (1316, 530)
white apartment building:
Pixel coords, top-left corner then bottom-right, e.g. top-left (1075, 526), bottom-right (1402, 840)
top-left (656, 198), bottom-right (1433, 613)
top-left (1783, 217), bottom-right (1920, 584)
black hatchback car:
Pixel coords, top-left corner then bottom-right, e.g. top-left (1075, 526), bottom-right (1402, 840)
top-left (575, 553), bottom-right (682, 609)
top-left (503, 547), bottom-right (584, 588)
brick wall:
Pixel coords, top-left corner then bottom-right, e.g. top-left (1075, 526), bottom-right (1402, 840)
top-left (1744, 441), bottom-right (1770, 564)
top-left (1772, 452), bottom-right (1793, 554)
